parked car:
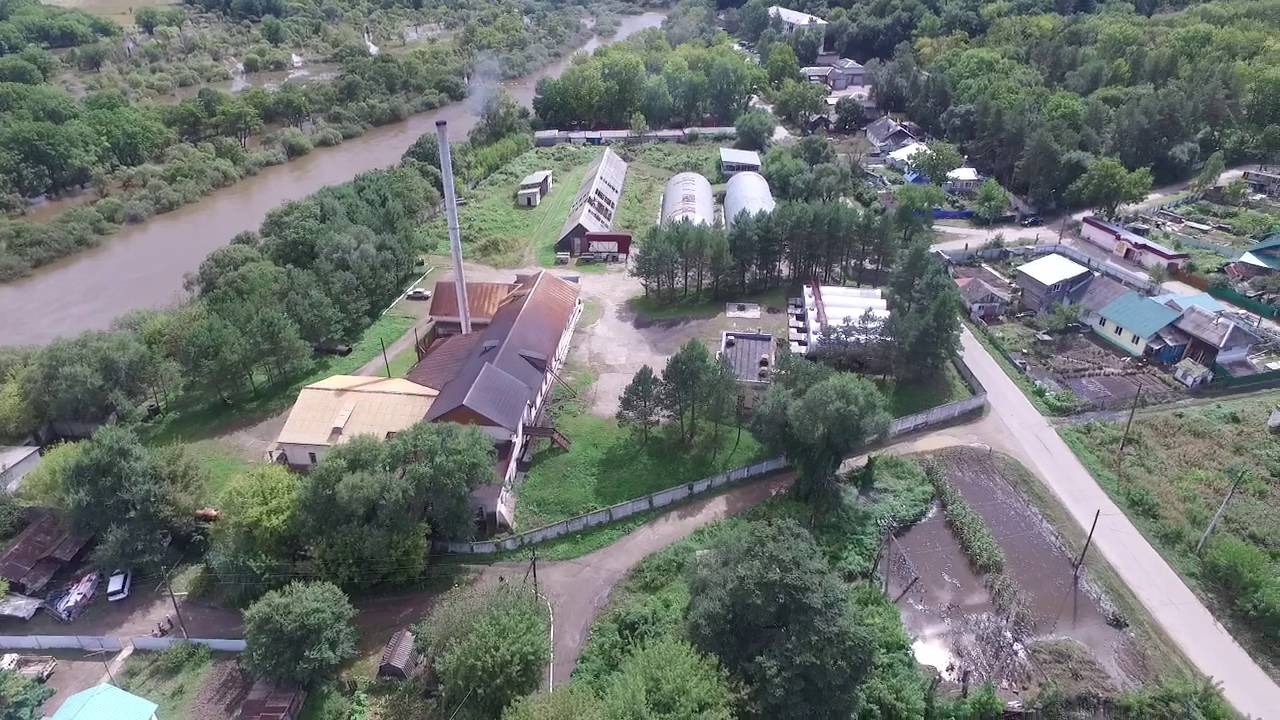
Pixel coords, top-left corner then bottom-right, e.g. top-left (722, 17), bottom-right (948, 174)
top-left (407, 287), bottom-right (432, 301)
top-left (1020, 214), bottom-right (1043, 227)
top-left (106, 570), bottom-right (132, 602)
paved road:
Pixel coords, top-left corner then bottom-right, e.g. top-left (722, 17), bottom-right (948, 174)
top-left (956, 327), bottom-right (1280, 719)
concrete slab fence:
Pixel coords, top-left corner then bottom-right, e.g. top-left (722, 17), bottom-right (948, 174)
top-left (0, 635), bottom-right (244, 652)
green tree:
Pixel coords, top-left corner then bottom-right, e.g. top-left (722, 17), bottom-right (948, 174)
top-left (0, 668), bottom-right (53, 720)
top-left (908, 141), bottom-right (963, 186)
top-left (659, 339), bottom-right (722, 444)
top-left (419, 585), bottom-right (550, 720)
top-left (1194, 150), bottom-right (1226, 192)
top-left (765, 43), bottom-right (801, 89)
top-left (601, 638), bottom-right (734, 720)
top-left (737, 0), bottom-right (771, 43)
top-left (734, 109), bottom-right (776, 152)
top-left (1223, 177), bottom-right (1248, 206)
top-left (833, 96), bottom-right (863, 133)
top-left (503, 686), bottom-right (604, 720)
top-left (260, 15), bottom-right (286, 45)
top-left (242, 581), bottom-right (357, 685)
top-left (773, 78), bottom-right (824, 127)
top-left (972, 178), bottom-right (1008, 224)
top-left (207, 465), bottom-right (301, 604)
top-left (884, 239), bottom-right (963, 379)
top-left (617, 364), bottom-right (662, 444)
top-left (1068, 157), bottom-right (1153, 218)
top-left (687, 520), bottom-right (875, 720)
top-left (891, 184), bottom-right (946, 245)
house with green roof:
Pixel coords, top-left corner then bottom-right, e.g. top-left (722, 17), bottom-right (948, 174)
top-left (1089, 292), bottom-right (1182, 357)
top-left (52, 684), bottom-right (158, 720)
top-left (1228, 234), bottom-right (1280, 280)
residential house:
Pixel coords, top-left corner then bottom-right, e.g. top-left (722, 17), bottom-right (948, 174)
top-left (865, 116), bottom-right (921, 154)
top-left (768, 5), bottom-right (827, 35)
top-left (943, 167), bottom-right (982, 195)
top-left (1228, 235), bottom-right (1280, 279)
top-left (1243, 167), bottom-right (1280, 197)
top-left (1073, 274), bottom-right (1129, 325)
top-left (555, 148), bottom-right (628, 256)
top-left (724, 171), bottom-right (776, 229)
top-left (273, 376), bottom-right (438, 469)
top-left (885, 141), bottom-right (927, 171)
top-left (517, 170), bottom-right (553, 207)
top-left (52, 684), bottom-right (157, 720)
top-left (1089, 292), bottom-right (1182, 357)
top-left (801, 58), bottom-right (865, 90)
top-left (240, 680), bottom-right (306, 720)
top-left (0, 446), bottom-right (40, 493)
top-left (1014, 254), bottom-right (1093, 312)
top-left (0, 509), bottom-right (91, 595)
top-left (427, 279), bottom-right (519, 335)
top-left (1171, 304), bottom-right (1259, 373)
top-left (720, 331), bottom-right (775, 410)
top-left (719, 147), bottom-right (761, 177)
top-left (817, 87), bottom-right (878, 130)
top-left (406, 271), bottom-right (582, 530)
top-left (661, 172), bottom-right (714, 226)
top-left (952, 266), bottom-right (1013, 320)
top-left (1079, 216), bottom-right (1190, 271)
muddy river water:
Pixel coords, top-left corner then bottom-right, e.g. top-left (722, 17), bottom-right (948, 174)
top-left (0, 12), bottom-right (667, 346)
top-left (884, 448), bottom-right (1142, 700)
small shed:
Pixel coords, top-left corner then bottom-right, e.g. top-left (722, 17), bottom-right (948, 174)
top-left (378, 629), bottom-right (420, 680)
top-left (517, 170), bottom-right (553, 207)
top-left (719, 148), bottom-right (761, 177)
top-left (241, 680), bottom-right (306, 720)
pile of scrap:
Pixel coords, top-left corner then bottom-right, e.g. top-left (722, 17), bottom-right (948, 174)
top-left (0, 509), bottom-right (90, 595)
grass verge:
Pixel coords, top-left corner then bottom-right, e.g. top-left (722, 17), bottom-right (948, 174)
top-left (119, 647), bottom-right (217, 719)
top-left (881, 361), bottom-right (972, 417)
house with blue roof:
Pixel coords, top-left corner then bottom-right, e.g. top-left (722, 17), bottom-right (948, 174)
top-left (1090, 292), bottom-right (1183, 358)
top-left (52, 684), bottom-right (158, 720)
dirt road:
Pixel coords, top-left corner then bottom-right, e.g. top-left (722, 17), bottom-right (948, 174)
top-left (956, 327), bottom-right (1280, 718)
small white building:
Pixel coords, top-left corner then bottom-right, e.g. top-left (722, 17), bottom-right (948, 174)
top-left (517, 170), bottom-right (553, 207)
top-left (0, 446), bottom-right (40, 494)
top-left (794, 285), bottom-right (889, 354)
top-left (719, 148), bottom-right (762, 177)
top-left (943, 167), bottom-right (982, 194)
top-left (886, 141), bottom-right (927, 171)
top-left (768, 5), bottom-right (827, 34)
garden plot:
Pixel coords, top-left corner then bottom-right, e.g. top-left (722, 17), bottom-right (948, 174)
top-left (885, 448), bottom-right (1145, 701)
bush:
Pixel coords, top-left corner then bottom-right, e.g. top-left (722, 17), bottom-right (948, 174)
top-left (276, 128), bottom-right (312, 159)
top-left (242, 581), bottom-right (357, 685)
top-left (122, 199), bottom-right (156, 223)
top-left (930, 466), bottom-right (1005, 574)
top-left (1202, 536), bottom-right (1269, 601)
top-left (1119, 483), bottom-right (1161, 520)
top-left (1244, 577), bottom-right (1280, 641)
top-left (313, 126), bottom-right (343, 147)
top-left (154, 640), bottom-right (211, 674)
top-left (93, 196), bottom-right (125, 224)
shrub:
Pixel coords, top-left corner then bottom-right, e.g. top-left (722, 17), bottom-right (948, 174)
top-left (242, 53), bottom-right (262, 72)
top-left (276, 128), bottom-right (312, 159)
top-left (1202, 536), bottom-right (1269, 601)
top-left (1244, 577), bottom-right (1280, 641)
top-left (122, 199), bottom-right (156, 223)
top-left (927, 462), bottom-right (1004, 574)
top-left (93, 196), bottom-right (125, 224)
top-left (313, 126), bottom-right (343, 147)
top-left (154, 640), bottom-right (211, 674)
top-left (1119, 483), bottom-right (1161, 520)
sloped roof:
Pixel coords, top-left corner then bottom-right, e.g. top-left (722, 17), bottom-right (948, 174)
top-left (957, 277), bottom-right (1010, 305)
top-left (947, 167), bottom-right (980, 182)
top-left (425, 272), bottom-right (580, 431)
top-left (1073, 274), bottom-right (1128, 312)
top-left (1098, 292), bottom-right (1181, 338)
top-left (406, 333), bottom-right (483, 391)
top-left (520, 170), bottom-right (551, 187)
top-left (1172, 305), bottom-right (1259, 350)
top-left (559, 148), bottom-right (628, 240)
top-left (1016, 254), bottom-right (1090, 287)
top-left (379, 629), bottom-right (418, 673)
top-left (1154, 292), bottom-right (1224, 314)
top-left (52, 684), bottom-right (156, 720)
top-left (277, 376), bottom-right (437, 447)
top-left (427, 280), bottom-right (517, 322)
top-left (888, 142), bottom-right (928, 163)
top-left (719, 147), bottom-right (761, 166)
top-left (0, 509), bottom-right (90, 594)
top-left (867, 116), bottom-right (915, 146)
top-left (801, 65), bottom-right (831, 77)
top-left (768, 5), bottom-right (827, 26)
top-left (831, 57), bottom-right (864, 71)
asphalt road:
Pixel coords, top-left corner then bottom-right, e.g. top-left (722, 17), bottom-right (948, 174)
top-left (956, 328), bottom-right (1280, 719)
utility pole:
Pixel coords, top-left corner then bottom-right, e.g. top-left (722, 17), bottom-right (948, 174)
top-left (1115, 383), bottom-right (1142, 476)
top-left (379, 338), bottom-right (391, 378)
top-left (1074, 509), bottom-right (1101, 582)
top-left (530, 546), bottom-right (539, 595)
top-left (162, 566), bottom-right (189, 639)
top-left (1196, 469), bottom-right (1248, 555)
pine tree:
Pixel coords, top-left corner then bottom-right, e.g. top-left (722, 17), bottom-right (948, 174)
top-left (616, 365), bottom-right (662, 444)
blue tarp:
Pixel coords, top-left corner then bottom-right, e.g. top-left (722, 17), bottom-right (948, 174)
top-left (932, 208), bottom-right (975, 220)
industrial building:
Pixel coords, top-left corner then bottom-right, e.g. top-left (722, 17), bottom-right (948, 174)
top-left (556, 148), bottom-right (628, 255)
top-left (723, 171), bottom-right (776, 229)
top-left (660, 172), bottom-right (714, 226)
top-left (792, 285), bottom-right (890, 354)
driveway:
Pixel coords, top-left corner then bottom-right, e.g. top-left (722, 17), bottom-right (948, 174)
top-left (955, 328), bottom-right (1280, 718)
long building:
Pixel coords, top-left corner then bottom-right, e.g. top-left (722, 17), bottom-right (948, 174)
top-left (660, 172), bottom-right (714, 226)
top-left (723, 171), bottom-right (775, 229)
top-left (556, 148), bottom-right (628, 255)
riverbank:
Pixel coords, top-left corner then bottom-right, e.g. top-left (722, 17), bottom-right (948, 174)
top-left (0, 11), bottom-right (668, 347)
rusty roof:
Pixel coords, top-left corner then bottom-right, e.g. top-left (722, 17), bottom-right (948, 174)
top-left (427, 280), bottom-right (517, 322)
top-left (379, 629), bottom-right (418, 672)
top-left (406, 333), bottom-right (483, 391)
top-left (241, 680), bottom-right (305, 720)
top-left (0, 509), bottom-right (90, 594)
top-left (424, 271), bottom-right (580, 431)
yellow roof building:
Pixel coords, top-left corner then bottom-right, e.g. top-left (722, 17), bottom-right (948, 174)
top-left (276, 375), bottom-right (438, 449)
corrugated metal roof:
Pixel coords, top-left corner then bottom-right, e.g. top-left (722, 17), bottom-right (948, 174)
top-left (0, 509), bottom-right (90, 594)
top-left (426, 272), bottom-right (580, 431)
top-left (660, 172), bottom-right (714, 226)
top-left (1016, 254), bottom-right (1090, 287)
top-left (1097, 292), bottom-right (1180, 338)
top-left (768, 5), bottom-right (827, 26)
top-left (719, 147), bottom-right (761, 166)
top-left (520, 170), bottom-right (551, 187)
top-left (427, 280), bottom-right (517, 321)
top-left (277, 376), bottom-right (437, 447)
top-left (406, 333), bottom-right (483, 391)
top-left (558, 148), bottom-right (628, 241)
top-left (52, 684), bottom-right (157, 720)
top-left (724, 171), bottom-right (775, 229)
top-left (1172, 305), bottom-right (1259, 349)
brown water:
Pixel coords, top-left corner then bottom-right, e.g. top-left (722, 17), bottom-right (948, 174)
top-left (885, 448), bottom-right (1141, 698)
top-left (0, 12), bottom-right (666, 346)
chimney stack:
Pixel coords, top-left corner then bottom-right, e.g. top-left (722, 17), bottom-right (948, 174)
top-left (436, 120), bottom-right (471, 335)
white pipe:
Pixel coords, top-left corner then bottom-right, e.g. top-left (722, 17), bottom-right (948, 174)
top-left (436, 121), bottom-right (472, 335)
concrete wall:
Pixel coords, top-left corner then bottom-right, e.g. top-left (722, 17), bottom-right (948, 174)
top-left (0, 635), bottom-right (246, 652)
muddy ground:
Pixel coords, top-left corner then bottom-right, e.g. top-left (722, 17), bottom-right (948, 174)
top-left (884, 447), bottom-right (1146, 702)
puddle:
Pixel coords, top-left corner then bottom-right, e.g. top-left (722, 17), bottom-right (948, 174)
top-left (884, 449), bottom-right (1144, 699)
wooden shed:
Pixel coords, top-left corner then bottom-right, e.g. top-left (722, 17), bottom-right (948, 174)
top-left (377, 629), bottom-right (420, 680)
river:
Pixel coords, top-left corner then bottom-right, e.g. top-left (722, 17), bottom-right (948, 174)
top-left (0, 12), bottom-right (667, 347)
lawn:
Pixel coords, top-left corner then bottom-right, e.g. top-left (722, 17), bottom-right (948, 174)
top-left (185, 439), bottom-right (255, 503)
top-left (385, 344), bottom-right (419, 377)
top-left (881, 360), bottom-right (972, 417)
top-left (118, 648), bottom-right (219, 719)
top-left (628, 287), bottom-right (790, 323)
top-left (1059, 392), bottom-right (1280, 676)
top-left (143, 312), bottom-right (417, 445)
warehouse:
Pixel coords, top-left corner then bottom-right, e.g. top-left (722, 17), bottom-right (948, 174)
top-left (723, 171), bottom-right (775, 229)
top-left (660, 172), bottom-right (714, 226)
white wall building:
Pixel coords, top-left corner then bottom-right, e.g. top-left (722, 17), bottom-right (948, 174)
top-left (768, 5), bottom-right (828, 34)
top-left (0, 446), bottom-right (40, 494)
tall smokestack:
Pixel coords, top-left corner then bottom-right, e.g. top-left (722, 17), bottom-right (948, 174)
top-left (436, 120), bottom-right (471, 335)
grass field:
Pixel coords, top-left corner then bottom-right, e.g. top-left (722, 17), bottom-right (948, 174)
top-left (143, 312), bottom-right (417, 446)
top-left (119, 648), bottom-right (218, 719)
top-left (881, 361), bottom-right (972, 417)
top-left (1059, 392), bottom-right (1280, 675)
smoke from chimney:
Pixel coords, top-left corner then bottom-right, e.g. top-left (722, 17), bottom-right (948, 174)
top-left (436, 120), bottom-right (472, 335)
